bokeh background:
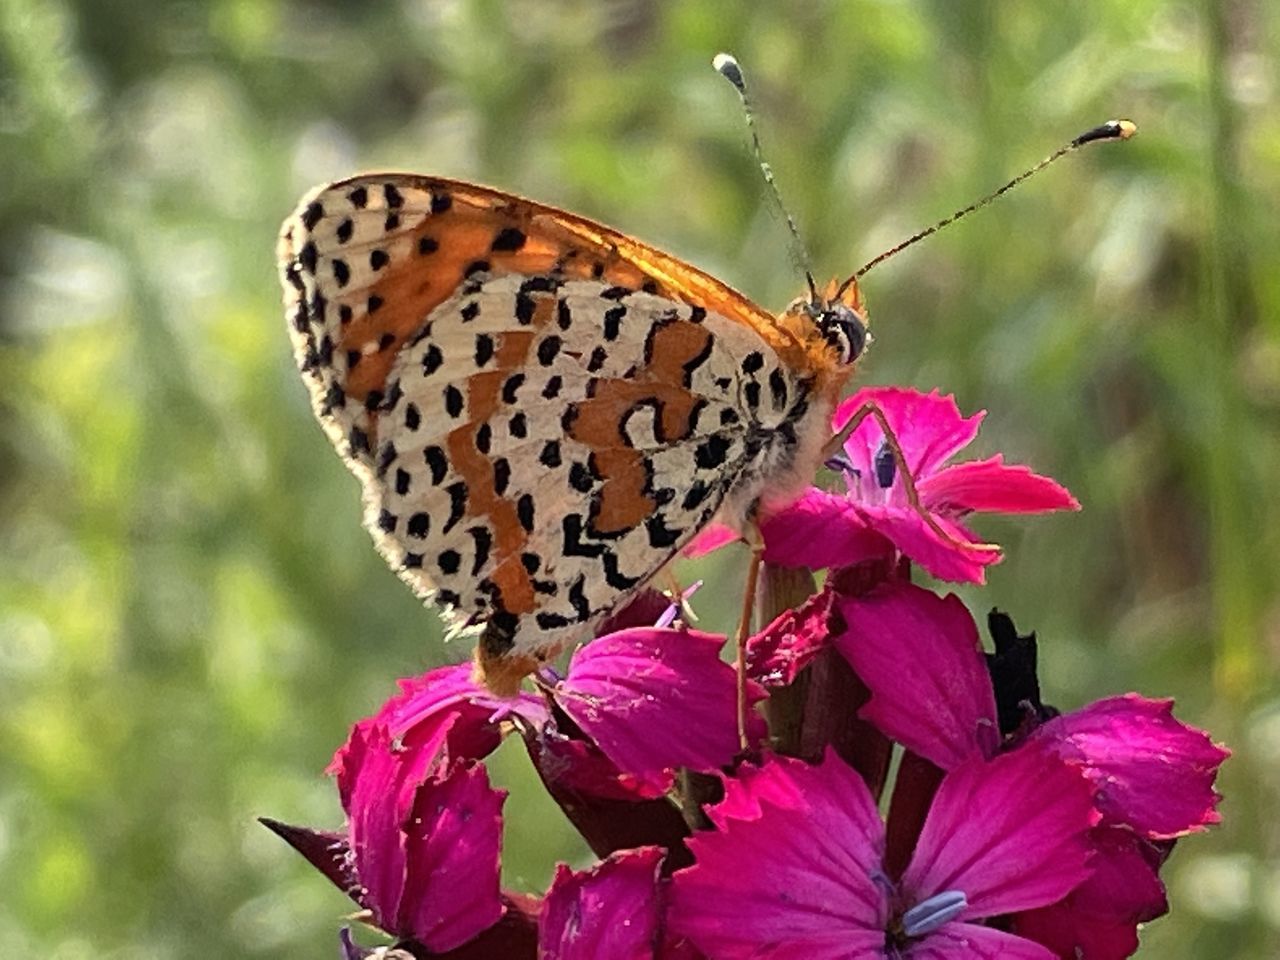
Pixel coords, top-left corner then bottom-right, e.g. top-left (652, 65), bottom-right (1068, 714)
top-left (1, 0), bottom-right (1275, 956)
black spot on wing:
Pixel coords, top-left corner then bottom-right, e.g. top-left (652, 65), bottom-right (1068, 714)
top-left (468, 526), bottom-right (492, 575)
top-left (682, 336), bottom-right (714, 386)
top-left (602, 551), bottom-right (640, 590)
top-left (769, 368), bottom-right (788, 410)
top-left (695, 434), bottom-right (732, 470)
top-left (568, 576), bottom-right (591, 621)
top-left (645, 513), bottom-right (682, 548)
top-left (490, 227), bottom-right (527, 252)
top-left (443, 481), bottom-right (467, 533)
top-left (603, 305), bottom-right (626, 341)
top-left (562, 514), bottom-right (604, 558)
top-left (502, 373), bottom-right (525, 404)
top-left (424, 446), bottom-right (448, 485)
top-left (301, 201), bottom-right (324, 230)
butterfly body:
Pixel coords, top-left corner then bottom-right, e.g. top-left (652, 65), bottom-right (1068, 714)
top-left (279, 174), bottom-right (865, 693)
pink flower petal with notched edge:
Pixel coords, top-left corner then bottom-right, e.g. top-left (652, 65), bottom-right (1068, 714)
top-left (904, 924), bottom-right (1057, 960)
top-left (835, 582), bottom-right (999, 769)
top-left (338, 718), bottom-right (505, 950)
top-left (901, 745), bottom-right (1099, 919)
top-left (555, 628), bottom-right (765, 793)
top-left (746, 587), bottom-right (838, 686)
top-left (381, 663), bottom-right (547, 756)
top-left (849, 507), bottom-right (998, 583)
top-left (833, 387), bottom-right (984, 479)
top-left (341, 721), bottom-right (441, 926)
top-left (670, 751), bottom-right (888, 959)
top-left (1012, 825), bottom-right (1168, 960)
top-left (918, 456), bottom-right (1080, 515)
top-left (702, 755), bottom-right (815, 829)
top-left (1033, 695), bottom-right (1230, 839)
top-left (757, 489), bottom-right (890, 569)
top-left (327, 663), bottom-right (547, 808)
top-left (539, 847), bottom-right (665, 960)
top-left (397, 762), bottom-right (506, 952)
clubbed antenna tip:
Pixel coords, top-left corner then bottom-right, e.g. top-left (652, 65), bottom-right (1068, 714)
top-left (712, 52), bottom-right (819, 303)
top-left (713, 52), bottom-right (745, 92)
top-left (838, 117), bottom-right (1138, 293)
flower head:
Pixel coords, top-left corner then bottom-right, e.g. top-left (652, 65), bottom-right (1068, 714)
top-left (693, 387), bottom-right (1079, 583)
top-left (670, 747), bottom-right (1098, 959)
top-left (332, 719), bottom-right (506, 951)
top-left (830, 580), bottom-right (1228, 954)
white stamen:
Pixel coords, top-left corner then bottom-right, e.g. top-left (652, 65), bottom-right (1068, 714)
top-left (901, 890), bottom-right (968, 938)
top-left (656, 579), bottom-right (704, 628)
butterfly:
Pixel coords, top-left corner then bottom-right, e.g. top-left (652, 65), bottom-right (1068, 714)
top-left (278, 174), bottom-right (869, 695)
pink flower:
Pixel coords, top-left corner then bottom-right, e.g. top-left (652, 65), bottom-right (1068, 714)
top-left (670, 747), bottom-right (1098, 959)
top-left (331, 720), bottom-right (506, 951)
top-left (692, 387), bottom-right (1078, 583)
top-left (833, 580), bottom-right (1229, 955)
top-left (268, 604), bottom-right (763, 953)
top-left (834, 582), bottom-right (1228, 838)
top-left (326, 661), bottom-right (547, 809)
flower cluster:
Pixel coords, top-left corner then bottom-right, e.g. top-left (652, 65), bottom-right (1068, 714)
top-left (265, 387), bottom-right (1227, 959)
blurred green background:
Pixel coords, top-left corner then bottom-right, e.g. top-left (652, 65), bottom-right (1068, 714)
top-left (1, 0), bottom-right (1274, 956)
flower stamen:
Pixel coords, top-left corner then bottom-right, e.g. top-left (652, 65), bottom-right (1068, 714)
top-left (901, 889), bottom-right (968, 938)
top-left (873, 439), bottom-right (896, 489)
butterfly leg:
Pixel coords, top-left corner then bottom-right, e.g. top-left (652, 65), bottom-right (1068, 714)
top-left (823, 401), bottom-right (1000, 555)
top-left (734, 521), bottom-right (765, 751)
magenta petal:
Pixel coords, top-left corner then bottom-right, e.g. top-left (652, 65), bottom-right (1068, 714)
top-left (835, 582), bottom-right (999, 769)
top-left (556, 628), bottom-right (766, 792)
top-left (524, 725), bottom-right (693, 867)
top-left (704, 755), bottom-right (813, 829)
top-left (1033, 695), bottom-right (1229, 839)
top-left (539, 847), bottom-right (665, 960)
top-left (918, 456), bottom-right (1079, 515)
top-left (398, 762), bottom-right (506, 951)
top-left (328, 664), bottom-right (546, 809)
top-left (833, 387), bottom-right (984, 479)
top-left (683, 522), bottom-right (741, 558)
top-left (380, 663), bottom-right (547, 758)
top-left (344, 721), bottom-right (442, 928)
top-left (902, 745), bottom-right (1099, 918)
top-left (904, 923), bottom-right (1056, 960)
top-left (757, 489), bottom-right (890, 569)
top-left (746, 587), bottom-right (837, 686)
top-left (670, 751), bottom-right (888, 959)
top-left (1011, 826), bottom-right (1168, 960)
top-left (854, 506), bottom-right (998, 583)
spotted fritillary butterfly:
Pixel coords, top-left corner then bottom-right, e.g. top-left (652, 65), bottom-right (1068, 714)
top-left (278, 175), bottom-right (868, 693)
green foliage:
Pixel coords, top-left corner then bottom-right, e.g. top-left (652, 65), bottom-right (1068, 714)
top-left (1, 0), bottom-right (1274, 956)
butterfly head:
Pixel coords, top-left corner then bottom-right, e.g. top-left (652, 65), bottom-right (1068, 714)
top-left (793, 277), bottom-right (870, 366)
top-left (814, 300), bottom-right (868, 365)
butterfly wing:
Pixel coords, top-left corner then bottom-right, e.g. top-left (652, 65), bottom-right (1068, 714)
top-left (279, 174), bottom-right (833, 692)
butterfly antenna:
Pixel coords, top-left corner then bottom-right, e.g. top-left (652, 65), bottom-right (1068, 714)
top-left (714, 52), bottom-right (820, 305)
top-left (836, 119), bottom-right (1137, 297)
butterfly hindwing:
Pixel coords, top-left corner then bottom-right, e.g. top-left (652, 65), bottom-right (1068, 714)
top-left (279, 172), bottom-right (845, 691)
top-left (364, 271), bottom-right (814, 677)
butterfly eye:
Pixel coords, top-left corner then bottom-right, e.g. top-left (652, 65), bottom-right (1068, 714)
top-left (818, 304), bottom-right (868, 365)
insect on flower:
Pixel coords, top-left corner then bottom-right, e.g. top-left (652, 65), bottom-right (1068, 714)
top-left (276, 53), bottom-right (1134, 701)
